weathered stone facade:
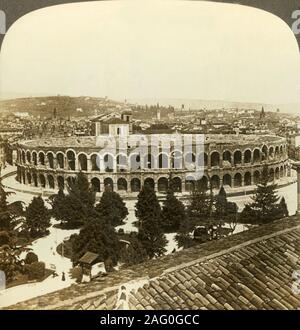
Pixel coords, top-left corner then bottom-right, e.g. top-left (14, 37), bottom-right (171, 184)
top-left (15, 134), bottom-right (290, 193)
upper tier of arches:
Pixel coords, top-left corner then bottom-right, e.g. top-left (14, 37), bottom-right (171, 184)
top-left (17, 143), bottom-right (288, 173)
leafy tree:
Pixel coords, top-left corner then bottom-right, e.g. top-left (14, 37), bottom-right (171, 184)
top-left (50, 188), bottom-right (66, 220)
top-left (0, 179), bottom-right (26, 283)
top-left (187, 182), bottom-right (212, 223)
top-left (176, 181), bottom-right (212, 249)
top-left (214, 186), bottom-right (237, 222)
top-left (95, 186), bottom-right (128, 226)
top-left (25, 261), bottom-right (46, 280)
top-left (135, 185), bottom-right (167, 258)
top-left (0, 178), bottom-right (23, 232)
top-left (0, 231), bottom-right (10, 246)
top-left (120, 233), bottom-right (148, 266)
top-left (50, 173), bottom-right (96, 228)
top-left (240, 165), bottom-right (287, 223)
top-left (0, 245), bottom-right (22, 283)
top-left (71, 218), bottom-right (121, 266)
top-left (161, 186), bottom-right (186, 232)
top-left (25, 196), bottom-right (51, 238)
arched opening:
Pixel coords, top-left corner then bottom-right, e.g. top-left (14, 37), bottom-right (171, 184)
top-left (253, 149), bottom-right (260, 163)
top-left (211, 152), bottom-right (220, 167)
top-left (197, 176), bottom-right (208, 190)
top-left (210, 175), bottom-right (220, 189)
top-left (269, 168), bottom-right (275, 182)
top-left (158, 177), bottom-right (168, 192)
top-left (275, 167), bottom-right (280, 180)
top-left (131, 178), bottom-right (141, 192)
top-left (262, 145), bottom-right (268, 160)
top-left (39, 174), bottom-right (46, 188)
top-left (67, 150), bottom-right (76, 170)
top-left (185, 177), bottom-right (195, 192)
top-left (48, 175), bottom-right (55, 189)
top-left (234, 173), bottom-right (242, 187)
top-left (129, 153), bottom-right (141, 171)
top-left (223, 151), bottom-right (231, 166)
top-left (171, 150), bottom-right (182, 169)
top-left (144, 178), bottom-right (155, 190)
top-left (244, 150), bottom-right (252, 164)
top-left (57, 176), bottom-right (64, 190)
top-left (117, 154), bottom-right (127, 172)
top-left (244, 172), bottom-right (252, 186)
top-left (145, 153), bottom-right (155, 169)
top-left (38, 152), bottom-right (45, 166)
top-left (91, 177), bottom-right (101, 192)
top-left (78, 153), bottom-right (88, 171)
top-left (33, 173), bottom-right (38, 187)
top-left (47, 153), bottom-right (54, 169)
top-left (117, 178), bottom-right (127, 191)
top-left (67, 176), bottom-right (75, 187)
top-left (91, 154), bottom-right (100, 171)
top-left (171, 177), bottom-right (182, 192)
top-left (253, 170), bottom-right (260, 184)
top-left (104, 154), bottom-right (114, 172)
top-left (184, 152), bottom-right (196, 170)
top-left (56, 153), bottom-right (64, 169)
top-left (269, 147), bottom-right (274, 159)
top-left (279, 145), bottom-right (283, 156)
top-left (275, 146), bottom-right (280, 159)
top-left (233, 150), bottom-right (242, 166)
top-left (27, 172), bottom-right (32, 185)
top-left (21, 151), bottom-right (26, 164)
top-left (26, 151), bottom-right (31, 163)
top-left (32, 152), bottom-right (37, 166)
top-left (158, 153), bottom-right (169, 169)
top-left (104, 177), bottom-right (114, 191)
top-left (280, 166), bottom-right (284, 178)
top-left (223, 174), bottom-right (232, 187)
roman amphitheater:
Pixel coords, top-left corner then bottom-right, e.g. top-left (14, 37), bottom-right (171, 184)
top-left (14, 133), bottom-right (290, 195)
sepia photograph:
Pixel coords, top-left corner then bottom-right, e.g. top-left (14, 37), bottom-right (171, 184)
top-left (0, 0), bottom-right (300, 317)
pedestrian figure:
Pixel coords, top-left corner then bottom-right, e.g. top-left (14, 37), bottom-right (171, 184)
top-left (62, 272), bottom-right (65, 281)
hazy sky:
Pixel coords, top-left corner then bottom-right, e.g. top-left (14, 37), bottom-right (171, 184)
top-left (0, 0), bottom-right (300, 104)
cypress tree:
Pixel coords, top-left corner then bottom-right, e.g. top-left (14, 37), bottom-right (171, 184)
top-left (161, 186), bottom-right (186, 232)
top-left (214, 186), bottom-right (237, 221)
top-left (135, 184), bottom-right (167, 258)
top-left (187, 182), bottom-right (211, 223)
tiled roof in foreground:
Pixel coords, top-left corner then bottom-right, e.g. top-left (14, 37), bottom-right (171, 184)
top-left (6, 216), bottom-right (300, 310)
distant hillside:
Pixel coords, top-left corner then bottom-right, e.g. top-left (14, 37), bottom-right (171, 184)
top-left (1, 96), bottom-right (300, 117)
top-left (0, 96), bottom-right (125, 118)
top-left (127, 98), bottom-right (300, 114)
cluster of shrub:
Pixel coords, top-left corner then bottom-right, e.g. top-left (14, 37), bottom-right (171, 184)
top-left (0, 178), bottom-right (50, 284)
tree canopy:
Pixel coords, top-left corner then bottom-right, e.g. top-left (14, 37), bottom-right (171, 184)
top-left (135, 184), bottom-right (167, 258)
